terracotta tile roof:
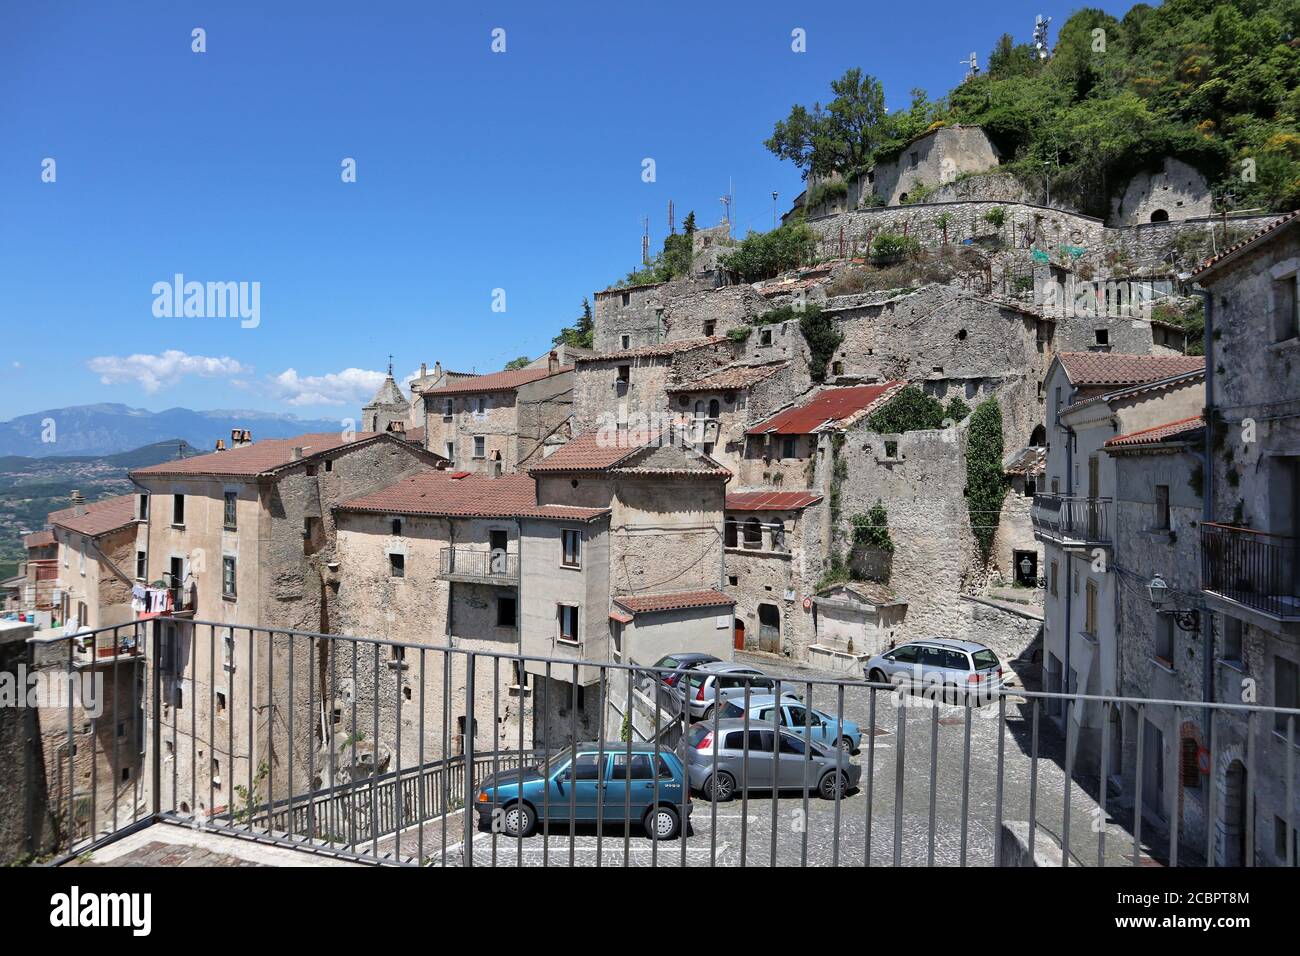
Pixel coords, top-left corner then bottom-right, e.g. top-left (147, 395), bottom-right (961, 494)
top-left (814, 581), bottom-right (898, 607)
top-left (405, 425), bottom-right (425, 443)
top-left (1105, 416), bottom-right (1204, 450)
top-left (48, 494), bottom-right (138, 538)
top-left (1191, 210), bottom-right (1299, 279)
top-left (1003, 446), bottom-right (1046, 477)
top-left (1056, 352), bottom-right (1204, 388)
top-left (594, 280), bottom-right (664, 296)
top-left (613, 589), bottom-right (735, 615)
top-left (23, 529), bottom-right (55, 549)
top-left (1066, 367), bottom-right (1205, 412)
top-left (574, 337), bottom-right (727, 363)
top-left (131, 432), bottom-right (433, 480)
top-left (338, 471), bottom-right (608, 522)
top-left (726, 490), bottom-right (823, 511)
top-left (528, 429), bottom-right (730, 477)
top-left (746, 382), bottom-right (906, 435)
top-left (667, 362), bottom-right (789, 393)
top-left (423, 365), bottom-right (572, 397)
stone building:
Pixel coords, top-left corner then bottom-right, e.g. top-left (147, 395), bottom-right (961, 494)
top-left (1035, 352), bottom-right (1206, 766)
top-left (1190, 211), bottom-right (1300, 866)
top-left (858, 125), bottom-right (1001, 208)
top-left (723, 489), bottom-right (826, 663)
top-left (421, 355), bottom-right (574, 475)
top-left (48, 494), bottom-right (147, 634)
top-left (1107, 415), bottom-right (1211, 856)
top-left (809, 582), bottom-right (907, 674)
top-left (127, 429), bottom-right (445, 818)
top-left (1110, 158), bottom-right (1213, 226)
top-left (7, 529), bottom-right (59, 624)
top-left (361, 365), bottom-right (410, 434)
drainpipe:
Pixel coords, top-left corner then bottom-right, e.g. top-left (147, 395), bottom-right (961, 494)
top-left (1191, 284), bottom-right (1216, 728)
top-left (1062, 414), bottom-right (1074, 703)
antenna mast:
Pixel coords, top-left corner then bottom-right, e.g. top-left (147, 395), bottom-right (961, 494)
top-left (1033, 15), bottom-right (1052, 60)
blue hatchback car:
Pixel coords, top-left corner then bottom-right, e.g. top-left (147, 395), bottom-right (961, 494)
top-left (475, 743), bottom-right (691, 840)
top-left (717, 694), bottom-right (862, 753)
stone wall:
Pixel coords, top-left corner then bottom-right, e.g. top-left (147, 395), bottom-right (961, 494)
top-left (1111, 158), bottom-right (1212, 226)
top-left (0, 622), bottom-right (55, 864)
top-left (572, 340), bottom-right (737, 432)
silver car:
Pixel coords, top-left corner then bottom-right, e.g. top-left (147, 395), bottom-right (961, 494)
top-left (681, 662), bottom-right (777, 721)
top-left (863, 638), bottom-right (1004, 700)
top-left (685, 719), bottom-right (861, 801)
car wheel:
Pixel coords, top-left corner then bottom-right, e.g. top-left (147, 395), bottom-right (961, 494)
top-left (701, 704), bottom-right (716, 723)
top-left (868, 669), bottom-right (887, 685)
top-left (501, 802), bottom-right (535, 838)
top-left (645, 804), bottom-right (681, 840)
top-left (819, 770), bottom-right (848, 801)
top-left (704, 771), bottom-right (735, 802)
top-left (838, 736), bottom-right (854, 753)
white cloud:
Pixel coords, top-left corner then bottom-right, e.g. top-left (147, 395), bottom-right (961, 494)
top-left (266, 366), bottom-right (389, 407)
top-left (86, 350), bottom-right (250, 393)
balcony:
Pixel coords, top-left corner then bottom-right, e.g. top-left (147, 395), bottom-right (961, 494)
top-left (1201, 522), bottom-right (1300, 622)
top-left (438, 547), bottom-right (519, 585)
top-left (1031, 494), bottom-right (1112, 548)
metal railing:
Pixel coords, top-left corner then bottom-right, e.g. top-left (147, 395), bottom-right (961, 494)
top-left (438, 548), bottom-right (519, 583)
top-left (1031, 494), bottom-right (1112, 545)
top-left (1201, 522), bottom-right (1300, 620)
top-left (14, 618), bottom-right (1299, 868)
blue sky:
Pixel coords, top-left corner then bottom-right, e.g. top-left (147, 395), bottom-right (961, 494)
top-left (0, 0), bottom-right (1135, 421)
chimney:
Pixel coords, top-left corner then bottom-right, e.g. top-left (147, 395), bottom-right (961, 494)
top-left (70, 490), bottom-right (86, 518)
top-left (291, 446), bottom-right (304, 460)
top-left (433, 361), bottom-right (442, 380)
top-left (548, 350), bottom-right (559, 373)
top-left (386, 420), bottom-right (405, 435)
top-left (230, 429), bottom-right (252, 448)
top-left (215, 439), bottom-right (225, 452)
top-left (420, 362), bottom-right (427, 379)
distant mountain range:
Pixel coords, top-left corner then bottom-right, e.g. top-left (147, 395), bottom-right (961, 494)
top-left (0, 404), bottom-right (343, 457)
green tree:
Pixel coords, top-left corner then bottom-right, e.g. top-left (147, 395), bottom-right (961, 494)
top-left (966, 399), bottom-right (1006, 560)
top-left (719, 221), bottom-right (816, 282)
top-left (552, 297), bottom-right (594, 349)
top-left (765, 68), bottom-right (891, 178)
top-left (866, 384), bottom-right (945, 433)
top-left (503, 356), bottom-right (531, 370)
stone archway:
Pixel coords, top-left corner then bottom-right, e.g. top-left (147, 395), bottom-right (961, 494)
top-left (1222, 758), bottom-right (1248, 866)
top-left (1150, 209), bottom-right (1169, 223)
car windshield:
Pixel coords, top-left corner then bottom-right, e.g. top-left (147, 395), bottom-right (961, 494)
top-left (657, 656), bottom-right (680, 669)
top-left (540, 748), bottom-right (575, 776)
top-left (972, 650), bottom-right (1000, 670)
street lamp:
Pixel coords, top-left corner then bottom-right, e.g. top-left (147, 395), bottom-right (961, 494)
top-left (1147, 574), bottom-right (1201, 631)
top-left (1019, 555), bottom-right (1034, 584)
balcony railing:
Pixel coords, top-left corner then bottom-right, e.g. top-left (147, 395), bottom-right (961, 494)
top-left (1201, 522), bottom-right (1300, 620)
top-left (1031, 494), bottom-right (1112, 546)
top-left (438, 547), bottom-right (519, 584)
top-left (17, 618), bottom-right (1299, 869)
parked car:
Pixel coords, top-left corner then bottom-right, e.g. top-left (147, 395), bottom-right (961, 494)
top-left (475, 743), bottom-right (690, 840)
top-left (718, 694), bottom-right (861, 753)
top-left (685, 719), bottom-right (860, 801)
top-left (864, 639), bottom-right (1004, 700)
top-left (682, 662), bottom-right (778, 721)
top-left (646, 652), bottom-right (720, 689)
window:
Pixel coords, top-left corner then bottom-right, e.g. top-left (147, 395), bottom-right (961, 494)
top-left (1084, 580), bottom-right (1098, 635)
top-left (389, 552), bottom-right (405, 578)
top-left (703, 320), bottom-right (716, 337)
top-left (572, 753), bottom-right (602, 780)
top-left (620, 334), bottom-right (630, 349)
top-left (135, 550), bottom-right (147, 580)
top-left (1222, 616), bottom-right (1243, 664)
top-left (617, 364), bottom-right (630, 382)
top-left (782, 436), bottom-right (797, 459)
top-left (443, 398), bottom-right (453, 420)
top-left (222, 556), bottom-right (237, 598)
top-left (728, 575), bottom-right (738, 586)
top-left (1050, 560), bottom-right (1058, 597)
top-left (1275, 656), bottom-right (1299, 735)
top-left (445, 441), bottom-right (455, 463)
top-left (708, 399), bottom-right (720, 419)
top-left (743, 518), bottom-right (763, 547)
top-left (138, 494), bottom-right (149, 521)
top-left (476, 397), bottom-right (486, 416)
top-left (215, 691), bottom-right (226, 715)
top-left (223, 491), bottom-right (237, 529)
top-left (561, 529), bottom-right (581, 568)
top-left (497, 595), bottom-right (517, 628)
top-left (303, 517), bottom-right (320, 554)
top-left (78, 540), bottom-right (85, 575)
top-left (391, 518), bottom-right (402, 536)
top-left (172, 493), bottom-right (185, 526)
top-left (1094, 328), bottom-right (1109, 347)
top-left (832, 361), bottom-right (844, 376)
top-left (1153, 485), bottom-right (1170, 530)
top-left (558, 604), bottom-right (579, 643)
top-left (324, 459), bottom-right (333, 473)
top-left (760, 329), bottom-right (773, 346)
top-left (887, 645), bottom-right (920, 664)
top-left (724, 518), bottom-right (738, 548)
top-left (473, 436), bottom-right (485, 459)
top-left (1155, 615), bottom-right (1174, 666)
top-left (778, 734), bottom-right (807, 755)
top-left (1272, 269), bottom-right (1299, 342)
top-left (1275, 815), bottom-right (1299, 865)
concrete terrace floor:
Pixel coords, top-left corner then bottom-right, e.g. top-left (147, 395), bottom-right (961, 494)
top-left (62, 822), bottom-right (371, 867)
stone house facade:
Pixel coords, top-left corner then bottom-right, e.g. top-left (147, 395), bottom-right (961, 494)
top-left (1191, 212), bottom-right (1300, 866)
top-left (49, 494), bottom-right (147, 634)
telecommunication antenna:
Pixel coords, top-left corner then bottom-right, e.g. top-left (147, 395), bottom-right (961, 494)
top-left (667, 199), bottom-right (675, 235)
top-left (641, 216), bottom-right (650, 265)
top-left (960, 51), bottom-right (979, 81)
top-left (1033, 15), bottom-right (1052, 60)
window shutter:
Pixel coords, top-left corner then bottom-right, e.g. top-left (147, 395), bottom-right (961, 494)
top-left (1181, 737), bottom-right (1200, 788)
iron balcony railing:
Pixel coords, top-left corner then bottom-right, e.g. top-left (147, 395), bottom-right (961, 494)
top-left (438, 548), bottom-right (519, 584)
top-left (1201, 522), bottom-right (1300, 620)
top-left (1031, 494), bottom-right (1112, 546)
top-left (15, 619), bottom-right (1299, 868)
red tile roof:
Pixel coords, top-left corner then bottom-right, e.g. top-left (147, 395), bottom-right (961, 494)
top-left (1056, 352), bottom-right (1204, 388)
top-left (422, 365), bottom-right (572, 397)
top-left (726, 490), bottom-right (823, 511)
top-left (746, 382), bottom-right (906, 435)
top-left (1191, 210), bottom-right (1299, 279)
top-left (1105, 416), bottom-right (1204, 449)
top-left (23, 530), bottom-right (55, 549)
top-left (48, 494), bottom-right (138, 538)
top-left (131, 432), bottom-right (434, 480)
top-left (529, 429), bottom-right (730, 477)
top-left (667, 362), bottom-right (789, 393)
top-left (1066, 367), bottom-right (1205, 412)
top-left (574, 337), bottom-right (727, 363)
top-left (613, 589), bottom-right (735, 615)
top-left (338, 471), bottom-right (608, 522)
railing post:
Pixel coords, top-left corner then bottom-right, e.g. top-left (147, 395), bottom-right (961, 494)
top-left (151, 618), bottom-right (162, 819)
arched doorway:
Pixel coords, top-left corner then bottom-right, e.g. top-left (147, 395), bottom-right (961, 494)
top-left (1150, 209), bottom-right (1169, 223)
top-left (734, 618), bottom-right (746, 650)
top-left (1030, 424), bottom-right (1047, 447)
top-left (1222, 760), bottom-right (1248, 865)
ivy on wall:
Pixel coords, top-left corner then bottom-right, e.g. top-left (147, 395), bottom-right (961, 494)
top-left (966, 398), bottom-right (1007, 560)
top-left (866, 384), bottom-right (944, 432)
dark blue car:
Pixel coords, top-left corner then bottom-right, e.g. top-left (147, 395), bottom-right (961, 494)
top-left (475, 743), bottom-right (690, 840)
